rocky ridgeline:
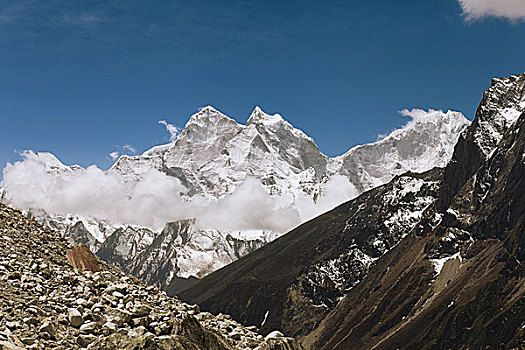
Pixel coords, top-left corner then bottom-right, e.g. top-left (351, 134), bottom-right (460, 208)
top-left (0, 204), bottom-right (301, 350)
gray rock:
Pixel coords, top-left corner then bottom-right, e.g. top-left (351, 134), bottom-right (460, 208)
top-left (5, 321), bottom-right (18, 330)
top-left (130, 304), bottom-right (151, 318)
top-left (67, 308), bottom-right (84, 328)
top-left (79, 321), bottom-right (97, 333)
top-left (20, 336), bottom-right (36, 345)
top-left (106, 308), bottom-right (132, 327)
top-left (128, 326), bottom-right (147, 337)
top-left (77, 334), bottom-right (97, 347)
top-left (0, 340), bottom-right (25, 350)
top-left (39, 320), bottom-right (56, 338)
top-left (103, 283), bottom-right (128, 295)
top-left (265, 330), bottom-right (284, 339)
top-left (101, 321), bottom-right (118, 335)
top-left (230, 332), bottom-right (242, 340)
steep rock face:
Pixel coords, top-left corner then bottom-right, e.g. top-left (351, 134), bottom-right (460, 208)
top-left (246, 107), bottom-right (328, 178)
top-left (97, 226), bottom-right (156, 268)
top-left (439, 73), bottom-right (525, 209)
top-left (65, 221), bottom-right (101, 252)
top-left (164, 106), bottom-right (245, 174)
top-left (110, 152), bottom-right (165, 182)
top-left (129, 220), bottom-right (198, 290)
top-left (119, 220), bottom-right (268, 290)
top-left (97, 221), bottom-right (272, 292)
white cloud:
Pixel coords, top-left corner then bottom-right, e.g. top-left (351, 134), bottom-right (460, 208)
top-left (121, 144), bottom-right (137, 154)
top-left (399, 108), bottom-right (439, 120)
top-left (376, 133), bottom-right (388, 141)
top-left (158, 120), bottom-right (180, 141)
top-left (457, 0), bottom-right (525, 21)
top-left (108, 145), bottom-right (136, 162)
top-left (196, 178), bottom-right (302, 232)
top-left (1, 151), bottom-right (360, 233)
top-left (294, 175), bottom-right (359, 223)
top-left (108, 151), bottom-right (119, 161)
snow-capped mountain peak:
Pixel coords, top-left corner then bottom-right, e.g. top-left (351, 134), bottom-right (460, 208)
top-left (3, 104), bottom-right (471, 287)
top-left (164, 106), bottom-right (244, 172)
top-left (333, 109), bottom-right (470, 191)
top-left (141, 143), bottom-right (171, 157)
top-left (247, 106), bottom-right (284, 125)
top-left (247, 106), bottom-right (315, 144)
top-left (186, 105), bottom-right (240, 128)
top-left (22, 151), bottom-right (84, 174)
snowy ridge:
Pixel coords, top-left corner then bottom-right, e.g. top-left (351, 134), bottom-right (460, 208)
top-left (334, 110), bottom-right (468, 191)
top-left (110, 106), bottom-right (468, 203)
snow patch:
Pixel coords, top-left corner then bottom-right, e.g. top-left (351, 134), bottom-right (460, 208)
top-left (430, 252), bottom-right (462, 276)
top-left (261, 311), bottom-right (269, 327)
top-left (500, 107), bottom-right (523, 126)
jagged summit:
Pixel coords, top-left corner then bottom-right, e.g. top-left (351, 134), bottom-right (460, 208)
top-left (438, 72), bottom-right (525, 210)
top-left (141, 143), bottom-right (171, 157)
top-left (186, 105), bottom-right (240, 129)
top-left (473, 73), bottom-right (525, 156)
top-left (246, 106), bottom-right (285, 125)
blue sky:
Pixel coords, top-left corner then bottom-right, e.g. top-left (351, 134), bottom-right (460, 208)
top-left (1, 0), bottom-right (524, 171)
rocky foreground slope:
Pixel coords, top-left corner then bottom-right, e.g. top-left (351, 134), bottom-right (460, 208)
top-left (0, 204), bottom-right (301, 349)
top-left (179, 73), bottom-right (525, 350)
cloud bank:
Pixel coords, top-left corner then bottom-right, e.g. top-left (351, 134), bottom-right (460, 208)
top-left (457, 0), bottom-right (525, 21)
top-left (1, 151), bottom-right (357, 233)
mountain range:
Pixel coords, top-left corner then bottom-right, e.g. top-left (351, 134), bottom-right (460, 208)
top-left (178, 73), bottom-right (525, 349)
top-left (2, 105), bottom-right (469, 293)
top-left (2, 71), bottom-right (524, 349)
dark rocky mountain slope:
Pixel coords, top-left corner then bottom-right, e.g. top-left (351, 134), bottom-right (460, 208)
top-left (178, 73), bottom-right (525, 349)
top-left (305, 111), bottom-right (525, 349)
top-left (178, 169), bottom-right (443, 338)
